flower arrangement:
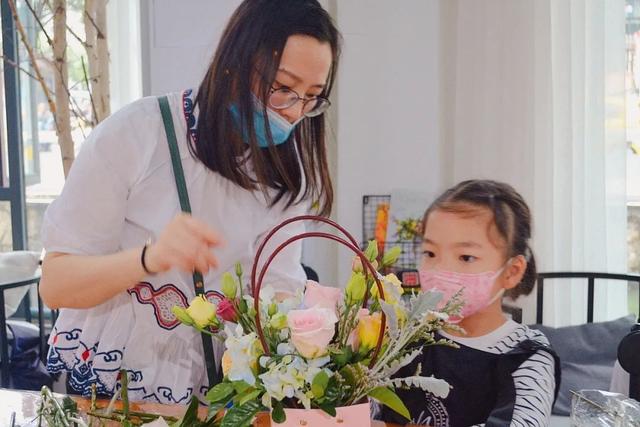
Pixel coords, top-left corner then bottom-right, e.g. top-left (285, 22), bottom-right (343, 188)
top-left (394, 217), bottom-right (422, 241)
top-left (172, 215), bottom-right (462, 426)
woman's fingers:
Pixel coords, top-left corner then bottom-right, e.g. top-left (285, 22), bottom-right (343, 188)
top-left (182, 215), bottom-right (225, 247)
top-left (146, 214), bottom-right (223, 274)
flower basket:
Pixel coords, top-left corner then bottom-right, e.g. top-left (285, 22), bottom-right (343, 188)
top-left (281, 402), bottom-right (371, 427)
top-left (171, 214), bottom-right (462, 427)
top-left (251, 215), bottom-right (388, 366)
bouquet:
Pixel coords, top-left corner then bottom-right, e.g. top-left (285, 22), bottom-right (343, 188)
top-left (172, 215), bottom-right (462, 426)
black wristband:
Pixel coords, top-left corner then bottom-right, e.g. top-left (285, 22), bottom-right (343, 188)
top-left (141, 244), bottom-right (154, 275)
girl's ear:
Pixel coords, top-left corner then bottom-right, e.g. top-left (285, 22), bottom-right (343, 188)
top-left (503, 255), bottom-right (527, 290)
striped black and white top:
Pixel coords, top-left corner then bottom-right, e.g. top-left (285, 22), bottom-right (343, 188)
top-left (440, 320), bottom-right (556, 426)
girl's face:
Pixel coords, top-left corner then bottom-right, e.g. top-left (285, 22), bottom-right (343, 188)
top-left (420, 206), bottom-right (521, 295)
top-left (262, 35), bottom-right (333, 123)
top-left (421, 207), bottom-right (506, 273)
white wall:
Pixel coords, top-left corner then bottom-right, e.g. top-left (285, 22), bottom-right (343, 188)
top-left (333, 0), bottom-right (443, 282)
top-left (140, 0), bottom-right (242, 96)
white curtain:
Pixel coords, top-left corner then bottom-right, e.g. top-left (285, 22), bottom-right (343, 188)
top-left (441, 0), bottom-right (628, 326)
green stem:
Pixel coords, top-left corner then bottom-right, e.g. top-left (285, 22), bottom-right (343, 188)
top-left (120, 369), bottom-right (130, 419)
top-left (90, 383), bottom-right (97, 412)
top-left (236, 269), bottom-right (244, 299)
top-left (41, 388), bottom-right (71, 427)
top-left (86, 411), bottom-right (142, 425)
top-left (105, 387), bottom-right (122, 415)
top-left (112, 410), bottom-right (178, 422)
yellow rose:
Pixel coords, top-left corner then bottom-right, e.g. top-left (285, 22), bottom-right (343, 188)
top-left (357, 312), bottom-right (383, 352)
top-left (221, 350), bottom-right (233, 376)
top-left (186, 295), bottom-right (217, 328)
top-left (370, 273), bottom-right (404, 305)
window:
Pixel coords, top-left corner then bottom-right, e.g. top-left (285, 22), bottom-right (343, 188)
top-left (19, 1), bottom-right (95, 251)
top-left (0, 0), bottom-right (141, 253)
top-left (625, 0), bottom-right (640, 314)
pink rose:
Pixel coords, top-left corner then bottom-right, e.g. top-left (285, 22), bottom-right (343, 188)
top-left (216, 298), bottom-right (238, 323)
top-left (303, 280), bottom-right (343, 314)
top-left (287, 307), bottom-right (338, 358)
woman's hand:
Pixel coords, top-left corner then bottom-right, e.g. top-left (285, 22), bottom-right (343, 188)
top-left (145, 213), bottom-right (223, 274)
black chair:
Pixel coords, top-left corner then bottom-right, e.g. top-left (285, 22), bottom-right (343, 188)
top-left (618, 324), bottom-right (640, 401)
top-left (1, 269), bottom-right (57, 388)
top-left (536, 272), bottom-right (640, 324)
top-left (301, 263), bottom-right (319, 282)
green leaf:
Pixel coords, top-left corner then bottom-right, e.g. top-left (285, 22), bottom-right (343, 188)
top-left (205, 382), bottom-right (235, 404)
top-left (271, 400), bottom-right (286, 424)
top-left (172, 306), bottom-right (194, 326)
top-left (331, 348), bottom-right (350, 368)
top-left (238, 298), bottom-right (249, 314)
top-left (317, 376), bottom-right (345, 406)
top-left (170, 397), bottom-right (201, 427)
top-left (368, 387), bottom-right (411, 420)
top-left (232, 380), bottom-right (252, 395)
top-left (238, 389), bottom-right (262, 406)
top-left (220, 400), bottom-right (263, 427)
top-left (207, 398), bottom-right (232, 420)
top-left (311, 371), bottom-right (330, 399)
top-left (317, 403), bottom-right (337, 417)
top-left (61, 396), bottom-right (77, 413)
top-left (338, 366), bottom-right (357, 387)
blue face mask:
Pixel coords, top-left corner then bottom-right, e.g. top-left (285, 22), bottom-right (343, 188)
top-left (229, 96), bottom-right (300, 147)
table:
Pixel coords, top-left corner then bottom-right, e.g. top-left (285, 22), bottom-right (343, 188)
top-left (0, 389), bottom-right (401, 426)
top-left (0, 268), bottom-right (43, 388)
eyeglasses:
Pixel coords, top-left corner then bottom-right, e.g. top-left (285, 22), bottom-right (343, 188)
top-left (268, 87), bottom-right (331, 118)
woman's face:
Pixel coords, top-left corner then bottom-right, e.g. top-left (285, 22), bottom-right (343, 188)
top-left (268, 35), bottom-right (333, 123)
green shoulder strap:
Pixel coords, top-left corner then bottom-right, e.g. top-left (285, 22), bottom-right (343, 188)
top-left (157, 95), bottom-right (220, 388)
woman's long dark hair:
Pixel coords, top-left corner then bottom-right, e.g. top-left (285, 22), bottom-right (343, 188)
top-left (192, 0), bottom-right (341, 217)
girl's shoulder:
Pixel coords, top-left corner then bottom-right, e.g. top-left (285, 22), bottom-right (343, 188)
top-left (484, 321), bottom-right (552, 354)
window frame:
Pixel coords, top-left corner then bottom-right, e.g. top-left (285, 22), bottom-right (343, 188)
top-left (0, 0), bottom-right (27, 251)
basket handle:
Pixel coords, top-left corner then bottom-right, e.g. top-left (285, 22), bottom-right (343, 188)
top-left (250, 215), bottom-right (361, 295)
top-left (251, 225), bottom-right (387, 368)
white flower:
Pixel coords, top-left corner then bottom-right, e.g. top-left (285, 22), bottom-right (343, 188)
top-left (277, 342), bottom-right (295, 355)
top-left (224, 324), bottom-right (259, 386)
top-left (425, 310), bottom-right (450, 322)
top-left (257, 354), bottom-right (326, 409)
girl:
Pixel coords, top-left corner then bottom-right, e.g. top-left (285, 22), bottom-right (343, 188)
top-left (39, 0), bottom-right (341, 403)
top-left (382, 180), bottom-right (559, 426)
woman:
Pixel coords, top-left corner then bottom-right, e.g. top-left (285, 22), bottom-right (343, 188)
top-left (39, 0), bottom-right (341, 404)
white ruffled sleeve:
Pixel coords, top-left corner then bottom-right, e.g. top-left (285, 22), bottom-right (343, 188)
top-left (42, 98), bottom-right (158, 255)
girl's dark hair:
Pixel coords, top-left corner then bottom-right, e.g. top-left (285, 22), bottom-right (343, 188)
top-left (192, 0), bottom-right (341, 216)
top-left (422, 180), bottom-right (537, 299)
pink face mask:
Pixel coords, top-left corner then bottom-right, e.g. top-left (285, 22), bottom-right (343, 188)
top-left (419, 266), bottom-right (507, 323)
